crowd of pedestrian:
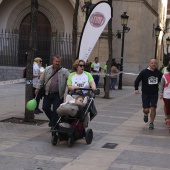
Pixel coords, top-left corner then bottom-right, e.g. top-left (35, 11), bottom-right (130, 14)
top-left (24, 55), bottom-right (170, 131)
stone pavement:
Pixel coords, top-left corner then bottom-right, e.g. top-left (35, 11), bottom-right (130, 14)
top-left (0, 82), bottom-right (170, 170)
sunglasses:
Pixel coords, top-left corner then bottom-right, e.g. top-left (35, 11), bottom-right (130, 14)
top-left (78, 64), bottom-right (85, 67)
top-left (39, 61), bottom-right (42, 63)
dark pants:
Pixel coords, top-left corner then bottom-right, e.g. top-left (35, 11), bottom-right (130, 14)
top-left (93, 75), bottom-right (100, 87)
top-left (103, 77), bottom-right (106, 91)
top-left (142, 93), bottom-right (158, 108)
top-left (42, 92), bottom-right (63, 126)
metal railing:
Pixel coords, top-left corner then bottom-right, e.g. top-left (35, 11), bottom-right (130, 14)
top-left (0, 29), bottom-right (73, 69)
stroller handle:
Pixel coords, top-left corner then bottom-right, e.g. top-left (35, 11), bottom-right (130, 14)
top-left (69, 88), bottom-right (100, 97)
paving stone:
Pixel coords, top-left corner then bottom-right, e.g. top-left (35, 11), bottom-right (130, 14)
top-left (0, 83), bottom-right (168, 170)
top-left (114, 150), bottom-right (170, 169)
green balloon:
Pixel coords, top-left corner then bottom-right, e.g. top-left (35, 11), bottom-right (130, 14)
top-left (26, 99), bottom-right (37, 111)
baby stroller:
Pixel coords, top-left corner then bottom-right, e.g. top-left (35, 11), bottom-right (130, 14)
top-left (50, 88), bottom-right (99, 147)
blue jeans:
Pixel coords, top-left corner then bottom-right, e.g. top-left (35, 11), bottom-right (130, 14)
top-left (110, 78), bottom-right (117, 90)
top-left (43, 92), bottom-right (63, 126)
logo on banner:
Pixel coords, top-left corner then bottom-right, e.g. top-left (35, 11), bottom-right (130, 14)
top-left (90, 12), bottom-right (105, 27)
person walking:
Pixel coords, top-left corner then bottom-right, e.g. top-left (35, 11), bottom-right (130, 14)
top-left (91, 57), bottom-right (101, 87)
top-left (159, 63), bottom-right (170, 125)
top-left (161, 58), bottom-right (170, 122)
top-left (35, 56), bottom-right (70, 128)
top-left (134, 58), bottom-right (162, 130)
top-left (33, 57), bottom-right (44, 114)
top-left (103, 61), bottom-right (108, 95)
top-left (110, 62), bottom-right (118, 90)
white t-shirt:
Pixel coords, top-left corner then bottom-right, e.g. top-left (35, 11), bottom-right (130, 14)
top-left (33, 62), bottom-right (40, 88)
top-left (67, 71), bottom-right (93, 88)
top-left (163, 73), bottom-right (170, 99)
top-left (91, 62), bottom-right (100, 76)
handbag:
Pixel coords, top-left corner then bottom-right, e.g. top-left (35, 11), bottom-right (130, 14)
top-left (40, 67), bottom-right (62, 97)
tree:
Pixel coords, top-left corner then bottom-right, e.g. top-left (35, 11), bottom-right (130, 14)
top-left (25, 0), bottom-right (39, 121)
top-left (72, 0), bottom-right (79, 62)
top-left (103, 0), bottom-right (112, 99)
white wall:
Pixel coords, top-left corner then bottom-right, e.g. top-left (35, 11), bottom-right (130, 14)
top-left (49, 0), bottom-right (74, 34)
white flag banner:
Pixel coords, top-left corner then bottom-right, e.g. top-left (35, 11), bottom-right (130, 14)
top-left (78, 1), bottom-right (112, 62)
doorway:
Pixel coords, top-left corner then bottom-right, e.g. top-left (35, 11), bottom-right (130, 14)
top-left (18, 12), bottom-right (51, 67)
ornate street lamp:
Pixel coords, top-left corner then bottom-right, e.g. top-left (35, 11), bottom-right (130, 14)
top-left (82, 0), bottom-right (93, 21)
top-left (118, 12), bottom-right (129, 90)
top-left (121, 12), bottom-right (129, 25)
top-left (154, 25), bottom-right (161, 59)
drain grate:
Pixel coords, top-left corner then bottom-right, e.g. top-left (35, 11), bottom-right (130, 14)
top-left (102, 143), bottom-right (118, 149)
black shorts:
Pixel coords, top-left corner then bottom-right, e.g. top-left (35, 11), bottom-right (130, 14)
top-left (142, 94), bottom-right (158, 109)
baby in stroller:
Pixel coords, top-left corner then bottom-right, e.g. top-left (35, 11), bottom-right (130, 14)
top-left (51, 88), bottom-right (97, 147)
top-left (56, 95), bottom-right (86, 127)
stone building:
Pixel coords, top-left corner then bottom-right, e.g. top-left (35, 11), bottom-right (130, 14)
top-left (0, 0), bottom-right (168, 85)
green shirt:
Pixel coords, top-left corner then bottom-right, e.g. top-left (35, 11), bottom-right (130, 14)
top-left (103, 64), bottom-right (107, 77)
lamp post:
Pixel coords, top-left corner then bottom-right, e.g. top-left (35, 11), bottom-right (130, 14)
top-left (154, 25), bottom-right (161, 59)
top-left (166, 36), bottom-right (170, 65)
top-left (118, 12), bottom-right (129, 90)
top-left (82, 0), bottom-right (93, 21)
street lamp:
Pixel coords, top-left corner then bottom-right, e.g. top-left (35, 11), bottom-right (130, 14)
top-left (118, 12), bottom-right (129, 90)
top-left (82, 0), bottom-right (93, 21)
top-left (165, 36), bottom-right (170, 65)
top-left (154, 25), bottom-right (161, 59)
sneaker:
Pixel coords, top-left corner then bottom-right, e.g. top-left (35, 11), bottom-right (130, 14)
top-left (143, 114), bottom-right (148, 123)
top-left (149, 123), bottom-right (154, 130)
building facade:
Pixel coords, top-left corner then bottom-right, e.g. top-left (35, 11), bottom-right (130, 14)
top-left (0, 0), bottom-right (168, 85)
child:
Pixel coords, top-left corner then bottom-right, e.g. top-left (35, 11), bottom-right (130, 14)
top-left (75, 96), bottom-right (84, 103)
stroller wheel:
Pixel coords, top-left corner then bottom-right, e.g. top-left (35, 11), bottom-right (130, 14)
top-left (68, 136), bottom-right (74, 147)
top-left (51, 133), bottom-right (58, 146)
top-left (85, 129), bottom-right (93, 144)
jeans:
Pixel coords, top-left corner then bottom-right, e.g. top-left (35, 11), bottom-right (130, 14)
top-left (110, 78), bottom-right (117, 90)
top-left (42, 92), bottom-right (63, 126)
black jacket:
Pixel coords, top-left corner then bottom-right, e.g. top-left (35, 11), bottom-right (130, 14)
top-left (134, 68), bottom-right (163, 95)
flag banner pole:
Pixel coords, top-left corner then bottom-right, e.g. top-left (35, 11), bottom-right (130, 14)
top-left (77, 1), bottom-right (113, 62)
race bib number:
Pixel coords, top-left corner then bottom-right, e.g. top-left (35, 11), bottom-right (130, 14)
top-left (148, 76), bottom-right (158, 84)
top-left (75, 82), bottom-right (86, 88)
